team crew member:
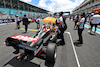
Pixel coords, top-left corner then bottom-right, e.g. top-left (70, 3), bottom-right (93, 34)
top-left (7, 16), bottom-right (11, 24)
top-left (88, 13), bottom-right (94, 31)
top-left (74, 14), bottom-right (81, 29)
top-left (15, 15), bottom-right (20, 29)
top-left (22, 14), bottom-right (29, 33)
top-left (36, 17), bottom-right (40, 29)
top-left (90, 11), bottom-right (100, 34)
top-left (77, 14), bottom-right (85, 44)
top-left (57, 12), bottom-right (66, 45)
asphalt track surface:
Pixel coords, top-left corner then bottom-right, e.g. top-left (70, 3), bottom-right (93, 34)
top-left (0, 19), bottom-right (100, 67)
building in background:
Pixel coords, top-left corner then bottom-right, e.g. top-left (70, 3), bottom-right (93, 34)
top-left (72, 0), bottom-right (100, 15)
top-left (0, 0), bottom-right (49, 19)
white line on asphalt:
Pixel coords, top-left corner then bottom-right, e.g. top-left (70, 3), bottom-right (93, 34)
top-left (0, 23), bottom-right (15, 26)
top-left (65, 32), bottom-right (81, 67)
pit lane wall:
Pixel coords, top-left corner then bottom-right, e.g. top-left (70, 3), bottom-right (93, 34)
top-left (0, 19), bottom-right (15, 24)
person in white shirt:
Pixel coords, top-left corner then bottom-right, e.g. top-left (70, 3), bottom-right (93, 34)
top-left (7, 16), bottom-right (11, 24)
top-left (77, 13), bottom-right (85, 44)
top-left (15, 15), bottom-right (20, 29)
top-left (57, 12), bottom-right (66, 45)
top-left (90, 11), bottom-right (100, 34)
top-left (36, 16), bottom-right (40, 29)
top-left (88, 13), bottom-right (94, 32)
top-left (74, 14), bottom-right (81, 29)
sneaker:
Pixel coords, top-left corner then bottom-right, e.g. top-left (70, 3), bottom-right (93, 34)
top-left (13, 50), bottom-right (19, 54)
top-left (61, 42), bottom-right (65, 45)
top-left (76, 40), bottom-right (80, 41)
top-left (60, 41), bottom-right (65, 45)
top-left (77, 42), bottom-right (83, 44)
top-left (92, 32), bottom-right (96, 35)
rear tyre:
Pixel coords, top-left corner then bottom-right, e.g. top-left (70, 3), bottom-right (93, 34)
top-left (5, 37), bottom-right (11, 46)
top-left (52, 37), bottom-right (57, 43)
top-left (46, 43), bottom-right (57, 63)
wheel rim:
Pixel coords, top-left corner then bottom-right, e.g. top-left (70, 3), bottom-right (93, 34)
top-left (54, 52), bottom-right (57, 61)
top-left (54, 46), bottom-right (57, 61)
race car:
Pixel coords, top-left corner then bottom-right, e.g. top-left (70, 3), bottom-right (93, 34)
top-left (3, 24), bottom-right (57, 63)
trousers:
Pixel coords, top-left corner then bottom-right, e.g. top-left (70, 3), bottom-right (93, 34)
top-left (78, 27), bottom-right (84, 43)
top-left (16, 22), bottom-right (20, 29)
top-left (25, 24), bottom-right (28, 32)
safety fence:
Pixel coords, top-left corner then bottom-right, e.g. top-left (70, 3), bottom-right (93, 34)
top-left (0, 19), bottom-right (15, 24)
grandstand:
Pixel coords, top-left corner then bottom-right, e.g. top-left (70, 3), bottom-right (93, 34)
top-left (72, 0), bottom-right (100, 15)
top-left (0, 0), bottom-right (49, 20)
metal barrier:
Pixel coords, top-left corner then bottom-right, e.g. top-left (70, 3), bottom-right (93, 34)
top-left (0, 19), bottom-right (15, 24)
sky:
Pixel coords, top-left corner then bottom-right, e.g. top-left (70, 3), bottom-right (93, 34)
top-left (20, 0), bottom-right (84, 13)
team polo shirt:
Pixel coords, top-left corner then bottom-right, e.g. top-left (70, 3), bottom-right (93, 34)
top-left (91, 15), bottom-right (100, 24)
top-left (59, 16), bottom-right (65, 28)
top-left (79, 18), bottom-right (85, 29)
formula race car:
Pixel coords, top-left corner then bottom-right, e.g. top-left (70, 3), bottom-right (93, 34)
top-left (3, 24), bottom-right (57, 63)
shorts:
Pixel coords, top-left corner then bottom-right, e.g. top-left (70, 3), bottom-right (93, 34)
top-left (91, 23), bottom-right (99, 27)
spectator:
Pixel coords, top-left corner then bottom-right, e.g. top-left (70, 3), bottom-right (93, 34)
top-left (22, 14), bottom-right (29, 33)
top-left (74, 14), bottom-right (81, 29)
top-left (90, 11), bottom-right (100, 35)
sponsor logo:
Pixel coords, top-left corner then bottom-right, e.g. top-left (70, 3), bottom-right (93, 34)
top-left (11, 34), bottom-right (39, 43)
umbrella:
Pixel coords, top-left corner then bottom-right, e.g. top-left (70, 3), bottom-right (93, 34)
top-left (42, 17), bottom-right (56, 23)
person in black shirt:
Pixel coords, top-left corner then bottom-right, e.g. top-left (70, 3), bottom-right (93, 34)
top-left (77, 14), bottom-right (85, 44)
top-left (22, 14), bottom-right (29, 33)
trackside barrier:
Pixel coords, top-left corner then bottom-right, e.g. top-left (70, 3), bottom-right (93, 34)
top-left (0, 19), bottom-right (15, 24)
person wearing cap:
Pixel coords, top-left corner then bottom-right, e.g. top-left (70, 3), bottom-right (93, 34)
top-left (22, 14), bottom-right (29, 33)
top-left (90, 11), bottom-right (100, 35)
top-left (76, 13), bottom-right (86, 44)
top-left (57, 12), bottom-right (66, 45)
top-left (15, 15), bottom-right (20, 29)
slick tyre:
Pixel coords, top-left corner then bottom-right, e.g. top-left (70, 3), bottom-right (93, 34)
top-left (5, 37), bottom-right (11, 46)
top-left (46, 43), bottom-right (57, 63)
